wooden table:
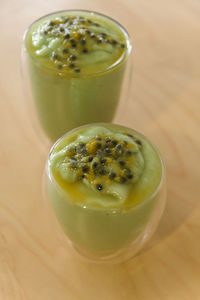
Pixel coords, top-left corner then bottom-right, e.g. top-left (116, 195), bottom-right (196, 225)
top-left (1, 0), bottom-right (200, 299)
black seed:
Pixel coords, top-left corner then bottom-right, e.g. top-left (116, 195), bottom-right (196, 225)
top-left (135, 140), bottom-right (142, 146)
top-left (43, 30), bottom-right (48, 35)
top-left (127, 174), bottom-right (133, 179)
top-left (100, 158), bottom-right (107, 165)
top-left (121, 43), bottom-right (125, 48)
top-left (87, 19), bottom-right (92, 24)
top-left (92, 162), bottom-right (98, 168)
top-left (52, 53), bottom-right (58, 59)
top-left (111, 140), bottom-right (118, 146)
top-left (99, 169), bottom-right (106, 175)
top-left (96, 142), bottom-right (102, 149)
top-left (57, 64), bottom-right (63, 70)
top-left (70, 161), bottom-right (77, 168)
top-left (119, 160), bottom-right (126, 167)
top-left (126, 150), bottom-right (133, 156)
top-left (75, 68), bottom-right (80, 73)
top-left (104, 147), bottom-right (111, 154)
top-left (97, 38), bottom-right (103, 44)
top-left (105, 137), bottom-right (111, 143)
top-left (82, 48), bottom-right (88, 54)
top-left (69, 38), bottom-right (75, 43)
top-left (124, 168), bottom-right (131, 174)
top-left (86, 29), bottom-right (91, 34)
top-left (80, 143), bottom-right (86, 147)
top-left (60, 27), bottom-right (64, 32)
top-left (101, 32), bottom-right (107, 37)
top-left (90, 33), bottom-right (95, 38)
top-left (64, 33), bottom-right (70, 39)
top-left (116, 144), bottom-right (122, 150)
top-left (94, 22), bottom-right (100, 27)
top-left (95, 136), bottom-right (102, 141)
top-left (69, 63), bottom-right (75, 68)
top-left (69, 54), bottom-right (77, 61)
top-left (48, 21), bottom-right (55, 26)
top-left (120, 177), bottom-right (127, 183)
top-left (109, 172), bottom-right (116, 180)
top-left (71, 43), bottom-right (77, 48)
top-left (63, 48), bottom-right (68, 54)
top-left (96, 184), bottom-right (103, 191)
top-left (80, 38), bottom-right (86, 45)
top-left (106, 39), bottom-right (111, 44)
top-left (127, 134), bottom-right (134, 138)
top-left (82, 165), bottom-right (89, 173)
top-left (112, 40), bottom-right (118, 45)
top-left (88, 156), bottom-right (94, 162)
top-left (81, 174), bottom-right (85, 179)
top-left (123, 140), bottom-right (128, 145)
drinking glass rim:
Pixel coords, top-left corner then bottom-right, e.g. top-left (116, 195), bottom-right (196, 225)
top-left (46, 123), bottom-right (166, 213)
top-left (23, 9), bottom-right (132, 78)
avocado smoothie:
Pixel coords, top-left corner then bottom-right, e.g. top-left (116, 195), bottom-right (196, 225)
top-left (24, 11), bottom-right (131, 141)
top-left (46, 124), bottom-right (165, 256)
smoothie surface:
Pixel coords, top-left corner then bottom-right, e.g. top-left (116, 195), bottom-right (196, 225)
top-left (26, 11), bottom-right (129, 75)
top-left (49, 125), bottom-right (163, 209)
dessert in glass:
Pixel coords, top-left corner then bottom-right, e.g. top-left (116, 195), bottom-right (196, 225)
top-left (45, 123), bottom-right (166, 263)
top-left (22, 10), bottom-right (132, 141)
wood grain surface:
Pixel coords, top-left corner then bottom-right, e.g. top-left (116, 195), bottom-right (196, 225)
top-left (0, 0), bottom-right (200, 299)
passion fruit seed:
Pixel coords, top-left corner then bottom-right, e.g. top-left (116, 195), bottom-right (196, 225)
top-left (82, 48), bottom-right (88, 54)
top-left (57, 64), bottom-right (63, 70)
top-left (80, 38), bottom-right (86, 45)
top-left (75, 68), bottom-right (81, 73)
top-left (52, 53), bottom-right (58, 59)
top-left (126, 150), bottom-right (133, 156)
top-left (135, 140), bottom-right (142, 146)
top-left (88, 156), bottom-right (93, 162)
top-left (120, 177), bottom-right (127, 183)
top-left (96, 184), bottom-right (103, 191)
top-left (64, 134), bottom-right (136, 189)
top-left (100, 158), bottom-right (107, 164)
top-left (119, 160), bottom-right (126, 167)
top-left (69, 54), bottom-right (76, 60)
top-left (64, 33), bottom-right (70, 39)
top-left (109, 172), bottom-right (116, 180)
top-left (69, 63), bottom-right (75, 68)
top-left (63, 48), bottom-right (68, 54)
top-left (38, 15), bottom-right (126, 72)
top-left (92, 162), bottom-right (98, 168)
top-left (99, 169), bottom-right (106, 175)
top-left (127, 174), bottom-right (133, 179)
top-left (95, 136), bottom-right (102, 141)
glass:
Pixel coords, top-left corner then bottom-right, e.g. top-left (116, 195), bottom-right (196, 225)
top-left (43, 123), bottom-right (166, 264)
top-left (21, 10), bottom-right (132, 144)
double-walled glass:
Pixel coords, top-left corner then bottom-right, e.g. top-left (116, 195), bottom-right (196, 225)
top-left (22, 10), bottom-right (132, 143)
top-left (44, 124), bottom-right (166, 263)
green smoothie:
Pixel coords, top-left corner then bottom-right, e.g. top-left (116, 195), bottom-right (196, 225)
top-left (47, 124), bottom-right (165, 255)
top-left (24, 11), bottom-right (131, 141)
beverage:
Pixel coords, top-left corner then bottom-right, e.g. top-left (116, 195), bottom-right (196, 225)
top-left (46, 124), bottom-right (166, 260)
top-left (24, 11), bottom-right (132, 141)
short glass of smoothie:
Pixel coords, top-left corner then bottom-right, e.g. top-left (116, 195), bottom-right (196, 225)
top-left (44, 123), bottom-right (166, 263)
top-left (22, 10), bottom-right (132, 142)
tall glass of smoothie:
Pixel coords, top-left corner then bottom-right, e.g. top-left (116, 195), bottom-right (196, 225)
top-left (44, 123), bottom-right (166, 263)
top-left (22, 10), bottom-right (132, 142)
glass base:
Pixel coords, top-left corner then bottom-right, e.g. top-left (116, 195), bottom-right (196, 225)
top-left (47, 191), bottom-right (165, 264)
